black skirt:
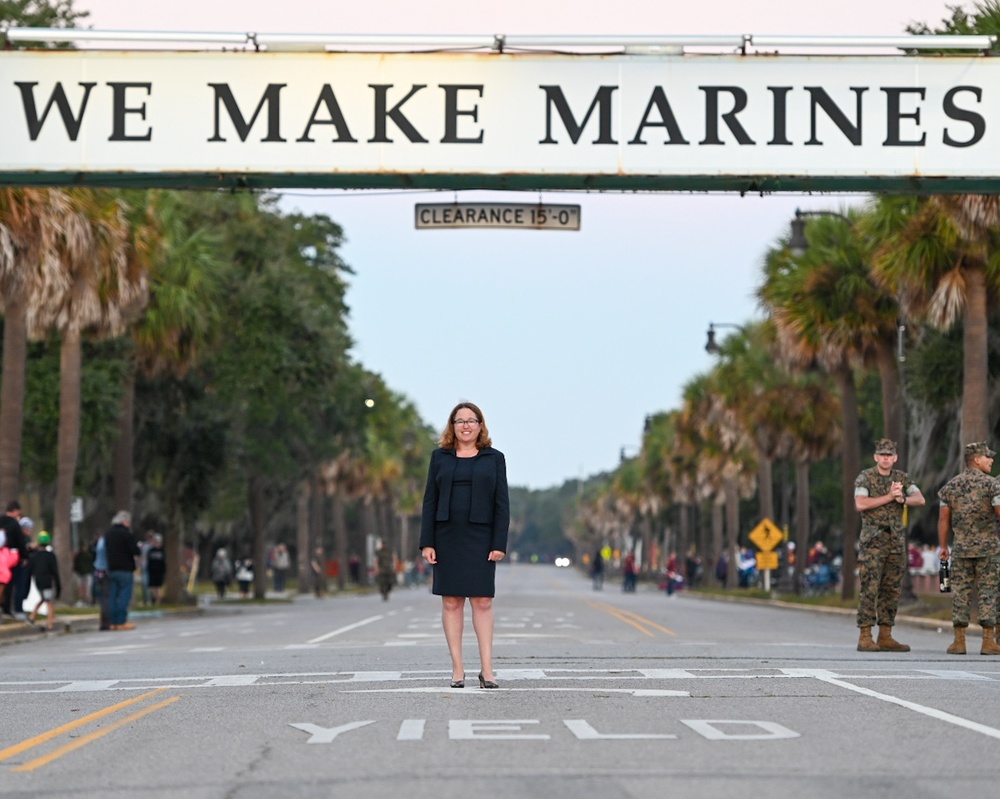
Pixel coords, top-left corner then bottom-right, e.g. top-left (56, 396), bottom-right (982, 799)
top-left (431, 457), bottom-right (497, 597)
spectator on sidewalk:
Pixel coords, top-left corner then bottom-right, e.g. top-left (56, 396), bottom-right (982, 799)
top-left (235, 557), bottom-right (254, 599)
top-left (271, 543), bottom-right (290, 592)
top-left (0, 503), bottom-right (29, 619)
top-left (104, 511), bottom-right (141, 631)
top-left (27, 531), bottom-right (61, 631)
top-left (210, 548), bottom-right (233, 599)
top-left (73, 542), bottom-right (94, 606)
top-left (146, 534), bottom-right (166, 605)
top-left (0, 526), bottom-right (20, 619)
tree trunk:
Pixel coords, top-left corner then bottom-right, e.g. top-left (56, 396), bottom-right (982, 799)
top-left (678, 502), bottom-right (691, 572)
top-left (724, 476), bottom-right (739, 590)
top-left (757, 454), bottom-right (774, 525)
top-left (962, 263), bottom-right (990, 444)
top-left (362, 500), bottom-right (378, 585)
top-left (0, 299), bottom-right (28, 503)
top-left (310, 472), bottom-right (324, 553)
top-left (834, 365), bottom-right (862, 602)
top-left (296, 480), bottom-right (310, 594)
top-left (53, 327), bottom-right (82, 578)
top-left (332, 488), bottom-right (347, 590)
top-left (875, 339), bottom-right (905, 452)
top-left (872, 342), bottom-right (906, 451)
top-left (794, 458), bottom-right (810, 595)
top-left (710, 499), bottom-right (723, 583)
top-left (248, 474), bottom-right (266, 600)
top-left (113, 363), bottom-right (136, 514)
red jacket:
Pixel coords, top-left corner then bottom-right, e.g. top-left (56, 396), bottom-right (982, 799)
top-left (0, 546), bottom-right (19, 584)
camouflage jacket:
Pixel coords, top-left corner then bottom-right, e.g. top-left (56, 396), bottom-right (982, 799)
top-left (938, 467), bottom-right (1000, 557)
top-left (854, 467), bottom-right (917, 542)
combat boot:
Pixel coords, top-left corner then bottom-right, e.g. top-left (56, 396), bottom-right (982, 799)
top-left (947, 626), bottom-right (967, 655)
top-left (980, 626), bottom-right (1000, 655)
top-left (857, 626), bottom-right (879, 652)
top-left (877, 625), bottom-right (910, 652)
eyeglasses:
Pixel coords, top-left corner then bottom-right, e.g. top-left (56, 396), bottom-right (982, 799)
top-left (453, 419), bottom-right (480, 427)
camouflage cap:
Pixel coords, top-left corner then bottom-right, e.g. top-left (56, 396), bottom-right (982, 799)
top-left (965, 441), bottom-right (996, 459)
top-left (874, 438), bottom-right (897, 455)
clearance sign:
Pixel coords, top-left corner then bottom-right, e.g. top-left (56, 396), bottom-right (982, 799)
top-left (0, 49), bottom-right (998, 191)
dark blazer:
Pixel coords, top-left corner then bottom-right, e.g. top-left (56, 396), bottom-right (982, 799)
top-left (104, 524), bottom-right (141, 572)
top-left (419, 447), bottom-right (510, 552)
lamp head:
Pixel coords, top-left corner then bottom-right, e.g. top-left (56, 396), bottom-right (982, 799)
top-left (789, 211), bottom-right (809, 257)
top-left (705, 325), bottom-right (720, 354)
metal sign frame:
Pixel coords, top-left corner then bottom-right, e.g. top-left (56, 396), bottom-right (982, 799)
top-left (2, 29), bottom-right (1000, 193)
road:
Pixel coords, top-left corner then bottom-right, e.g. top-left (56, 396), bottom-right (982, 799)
top-left (0, 563), bottom-right (997, 799)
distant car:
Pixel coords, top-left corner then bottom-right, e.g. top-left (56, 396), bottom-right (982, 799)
top-left (554, 557), bottom-right (572, 568)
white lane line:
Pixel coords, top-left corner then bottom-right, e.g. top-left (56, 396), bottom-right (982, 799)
top-left (204, 675), bottom-right (259, 687)
top-left (54, 681), bottom-right (118, 692)
top-left (307, 615), bottom-right (385, 644)
top-left (814, 674), bottom-right (1000, 740)
top-left (342, 687), bottom-right (689, 696)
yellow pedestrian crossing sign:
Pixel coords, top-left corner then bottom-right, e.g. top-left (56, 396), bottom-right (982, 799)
top-left (749, 518), bottom-right (783, 552)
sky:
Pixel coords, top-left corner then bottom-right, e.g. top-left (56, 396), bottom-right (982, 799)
top-left (70, 0), bottom-right (962, 489)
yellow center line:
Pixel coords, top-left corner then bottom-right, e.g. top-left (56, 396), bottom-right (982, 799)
top-left (588, 601), bottom-right (677, 637)
top-left (0, 687), bottom-right (169, 764)
top-left (12, 695), bottom-right (180, 772)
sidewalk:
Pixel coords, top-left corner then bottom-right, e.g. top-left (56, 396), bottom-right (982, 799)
top-left (0, 605), bottom-right (204, 644)
top-left (0, 589), bottom-right (301, 645)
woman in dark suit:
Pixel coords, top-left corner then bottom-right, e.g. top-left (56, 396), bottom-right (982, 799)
top-left (420, 401), bottom-right (509, 689)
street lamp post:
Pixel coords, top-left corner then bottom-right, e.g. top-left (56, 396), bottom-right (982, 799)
top-left (788, 208), bottom-right (853, 257)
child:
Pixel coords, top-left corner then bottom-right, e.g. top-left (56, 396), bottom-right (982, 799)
top-left (28, 531), bottom-right (61, 631)
top-left (0, 528), bottom-right (19, 616)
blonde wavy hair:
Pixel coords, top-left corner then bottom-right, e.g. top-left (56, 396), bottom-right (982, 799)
top-left (439, 401), bottom-right (492, 450)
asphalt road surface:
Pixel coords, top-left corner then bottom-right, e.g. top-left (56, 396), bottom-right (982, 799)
top-left (1, 563), bottom-right (997, 799)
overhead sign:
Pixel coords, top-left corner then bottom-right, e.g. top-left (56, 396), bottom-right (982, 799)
top-left (2, 49), bottom-right (1000, 190)
top-left (415, 203), bottom-right (580, 230)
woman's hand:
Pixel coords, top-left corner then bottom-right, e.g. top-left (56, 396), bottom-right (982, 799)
top-left (488, 550), bottom-right (505, 562)
top-left (422, 547), bottom-right (437, 564)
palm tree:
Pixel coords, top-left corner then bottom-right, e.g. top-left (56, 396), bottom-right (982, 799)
top-left (867, 194), bottom-right (1000, 447)
top-left (780, 369), bottom-right (842, 592)
top-left (680, 373), bottom-right (756, 589)
top-left (0, 188), bottom-right (64, 502)
top-left (33, 189), bottom-right (143, 573)
top-left (115, 191), bottom-right (227, 603)
top-left (758, 218), bottom-right (869, 600)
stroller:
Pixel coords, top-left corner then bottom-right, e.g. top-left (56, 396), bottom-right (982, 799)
top-left (802, 562), bottom-right (839, 595)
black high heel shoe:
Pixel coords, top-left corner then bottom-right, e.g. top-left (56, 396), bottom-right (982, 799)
top-left (478, 672), bottom-right (499, 689)
top-left (450, 674), bottom-right (465, 689)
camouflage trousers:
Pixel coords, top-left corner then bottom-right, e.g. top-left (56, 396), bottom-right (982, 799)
top-left (856, 530), bottom-right (905, 628)
top-left (950, 555), bottom-right (1000, 628)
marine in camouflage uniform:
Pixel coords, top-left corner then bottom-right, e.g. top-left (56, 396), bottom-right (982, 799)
top-left (854, 438), bottom-right (925, 652)
top-left (938, 441), bottom-right (1000, 656)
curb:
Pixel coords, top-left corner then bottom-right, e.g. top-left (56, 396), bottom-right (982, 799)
top-left (681, 591), bottom-right (971, 636)
top-left (0, 606), bottom-right (206, 644)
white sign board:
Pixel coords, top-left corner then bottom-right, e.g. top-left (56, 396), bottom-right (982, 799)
top-left (70, 496), bottom-right (84, 523)
top-left (1, 50), bottom-right (998, 191)
top-left (415, 203), bottom-right (580, 230)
